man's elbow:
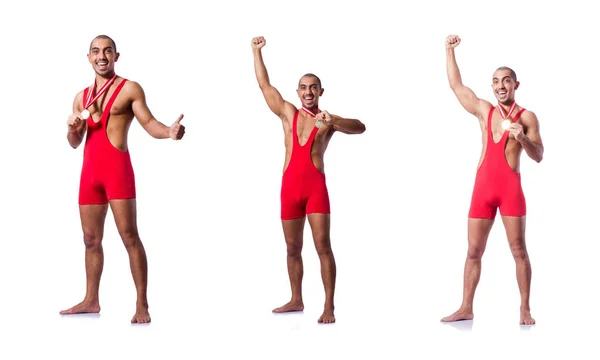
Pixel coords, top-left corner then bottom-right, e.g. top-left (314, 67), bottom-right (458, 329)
top-left (357, 122), bottom-right (366, 134)
top-left (258, 82), bottom-right (272, 92)
top-left (536, 153), bottom-right (544, 163)
top-left (536, 146), bottom-right (544, 163)
top-left (450, 84), bottom-right (466, 96)
top-left (533, 148), bottom-right (544, 163)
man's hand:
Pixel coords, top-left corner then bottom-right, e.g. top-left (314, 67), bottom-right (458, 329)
top-left (169, 114), bottom-right (185, 140)
top-left (315, 111), bottom-right (334, 128)
top-left (67, 113), bottom-right (83, 132)
top-left (446, 35), bottom-right (461, 49)
top-left (251, 36), bottom-right (266, 50)
top-left (508, 122), bottom-right (526, 142)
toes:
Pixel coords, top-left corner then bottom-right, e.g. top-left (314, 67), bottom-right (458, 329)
top-left (131, 316), bottom-right (150, 324)
top-left (318, 316), bottom-right (335, 324)
top-left (520, 318), bottom-right (535, 325)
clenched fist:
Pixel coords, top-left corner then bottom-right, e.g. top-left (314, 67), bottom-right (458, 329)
top-left (67, 113), bottom-right (84, 132)
top-left (170, 114), bottom-right (185, 140)
top-left (251, 36), bottom-right (266, 50)
top-left (446, 35), bottom-right (461, 49)
top-left (508, 122), bottom-right (526, 142)
top-left (315, 111), bottom-right (334, 128)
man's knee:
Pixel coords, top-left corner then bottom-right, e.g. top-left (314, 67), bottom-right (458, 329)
top-left (313, 235), bottom-right (332, 257)
top-left (285, 241), bottom-right (303, 258)
top-left (118, 227), bottom-right (140, 249)
top-left (509, 241), bottom-right (528, 260)
top-left (83, 230), bottom-right (102, 249)
top-left (466, 245), bottom-right (485, 260)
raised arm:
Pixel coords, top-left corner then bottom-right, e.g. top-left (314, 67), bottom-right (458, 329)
top-left (318, 111), bottom-right (366, 135)
top-left (66, 91), bottom-right (87, 149)
top-left (252, 36), bottom-right (294, 118)
top-left (510, 111), bottom-right (544, 163)
top-left (129, 81), bottom-right (185, 140)
top-left (446, 35), bottom-right (488, 118)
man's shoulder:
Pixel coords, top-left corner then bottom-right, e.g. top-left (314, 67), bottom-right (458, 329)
top-left (75, 87), bottom-right (85, 97)
top-left (73, 88), bottom-right (86, 105)
top-left (476, 100), bottom-right (494, 120)
top-left (520, 108), bottom-right (538, 120)
top-left (118, 79), bottom-right (144, 98)
top-left (120, 78), bottom-right (140, 89)
top-left (284, 101), bottom-right (298, 112)
top-left (281, 101), bottom-right (298, 119)
top-left (480, 100), bottom-right (494, 111)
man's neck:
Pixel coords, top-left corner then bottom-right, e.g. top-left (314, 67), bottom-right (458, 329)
top-left (498, 99), bottom-right (516, 110)
top-left (301, 105), bottom-right (319, 116)
top-left (95, 71), bottom-right (116, 86)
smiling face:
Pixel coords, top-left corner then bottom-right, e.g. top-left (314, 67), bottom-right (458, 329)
top-left (297, 74), bottom-right (324, 110)
top-left (87, 36), bottom-right (119, 77)
top-left (492, 67), bottom-right (519, 105)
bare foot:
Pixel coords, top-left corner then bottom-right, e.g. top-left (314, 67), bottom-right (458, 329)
top-left (318, 309), bottom-right (335, 324)
top-left (520, 309), bottom-right (535, 325)
top-left (131, 306), bottom-right (151, 324)
top-left (272, 301), bottom-right (304, 313)
top-left (440, 309), bottom-right (474, 322)
top-left (59, 301), bottom-right (101, 315)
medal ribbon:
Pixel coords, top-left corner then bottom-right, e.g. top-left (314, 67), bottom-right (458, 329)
top-left (497, 102), bottom-right (517, 120)
top-left (301, 105), bottom-right (319, 118)
top-left (84, 73), bottom-right (118, 110)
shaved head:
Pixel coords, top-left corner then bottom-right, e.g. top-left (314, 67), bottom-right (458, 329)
top-left (299, 73), bottom-right (322, 88)
top-left (495, 66), bottom-right (517, 82)
top-left (90, 35), bottom-right (117, 53)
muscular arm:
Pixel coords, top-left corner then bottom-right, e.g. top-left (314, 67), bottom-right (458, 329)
top-left (67, 92), bottom-right (87, 149)
top-left (129, 82), bottom-right (171, 139)
top-left (330, 115), bottom-right (366, 134)
top-left (253, 47), bottom-right (293, 118)
top-left (518, 112), bottom-right (544, 163)
top-left (446, 47), bottom-right (488, 118)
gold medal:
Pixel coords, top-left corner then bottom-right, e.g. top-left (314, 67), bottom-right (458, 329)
top-left (497, 102), bottom-right (517, 131)
top-left (301, 105), bottom-right (322, 128)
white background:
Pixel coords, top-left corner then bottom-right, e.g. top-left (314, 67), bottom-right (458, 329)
top-left (0, 0), bottom-right (598, 358)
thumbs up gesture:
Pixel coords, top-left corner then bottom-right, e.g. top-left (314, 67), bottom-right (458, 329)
top-left (169, 114), bottom-right (185, 140)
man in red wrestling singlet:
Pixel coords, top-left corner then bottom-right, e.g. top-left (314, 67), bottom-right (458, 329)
top-left (251, 36), bottom-right (366, 324)
top-left (441, 35), bottom-right (544, 325)
top-left (60, 34), bottom-right (185, 323)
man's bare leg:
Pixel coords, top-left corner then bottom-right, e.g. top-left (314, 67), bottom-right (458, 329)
top-left (501, 215), bottom-right (535, 325)
top-left (60, 204), bottom-right (109, 315)
top-left (110, 199), bottom-right (150, 324)
top-left (441, 218), bottom-right (494, 322)
top-left (307, 213), bottom-right (336, 324)
top-left (273, 217), bottom-right (306, 313)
